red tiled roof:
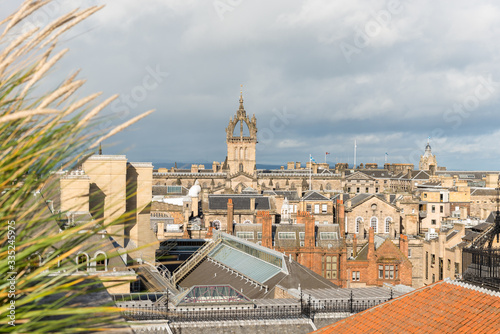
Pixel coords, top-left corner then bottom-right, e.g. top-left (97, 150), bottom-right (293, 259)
top-left (311, 280), bottom-right (500, 334)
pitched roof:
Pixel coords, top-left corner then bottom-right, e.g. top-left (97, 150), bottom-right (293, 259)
top-left (208, 195), bottom-right (270, 210)
top-left (302, 190), bottom-right (330, 201)
top-left (312, 279), bottom-right (500, 334)
top-left (345, 171), bottom-right (376, 181)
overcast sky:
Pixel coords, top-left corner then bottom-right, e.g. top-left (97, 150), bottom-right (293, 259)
top-left (5, 0), bottom-right (500, 170)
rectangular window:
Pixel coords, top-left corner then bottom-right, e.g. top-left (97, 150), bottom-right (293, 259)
top-left (379, 265), bottom-right (384, 279)
top-left (347, 187), bottom-right (351, 193)
top-left (424, 193), bottom-right (427, 198)
top-left (395, 265), bottom-right (398, 279)
top-left (356, 271), bottom-right (360, 281)
top-left (356, 187), bottom-right (360, 193)
top-left (431, 219), bottom-right (436, 225)
top-left (432, 205), bottom-right (435, 213)
top-left (431, 254), bottom-right (435, 265)
top-left (306, 204), bottom-right (312, 212)
top-left (455, 262), bottom-right (459, 275)
top-left (389, 265), bottom-right (394, 279)
top-left (425, 252), bottom-right (429, 280)
top-left (320, 232), bottom-right (338, 240)
top-left (314, 204), bottom-right (320, 214)
top-left (432, 274), bottom-right (435, 283)
top-left (375, 187), bottom-right (379, 193)
top-left (294, 205), bottom-right (297, 213)
top-left (440, 206), bottom-right (443, 213)
top-left (236, 232), bottom-right (254, 239)
top-left (352, 271), bottom-right (360, 281)
top-left (300, 241), bottom-right (305, 247)
top-left (299, 232), bottom-right (305, 240)
top-left (385, 265), bottom-right (390, 279)
top-left (257, 232), bottom-right (262, 239)
top-left (322, 204), bottom-right (328, 213)
top-left (324, 256), bottom-right (337, 280)
top-left (365, 187), bottom-right (369, 193)
top-left (408, 249), bottom-right (412, 258)
top-left (278, 232), bottom-right (296, 240)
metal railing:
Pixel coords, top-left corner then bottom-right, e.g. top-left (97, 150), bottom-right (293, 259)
top-left (121, 290), bottom-right (393, 322)
top-left (462, 247), bottom-right (500, 291)
top-left (137, 265), bottom-right (178, 294)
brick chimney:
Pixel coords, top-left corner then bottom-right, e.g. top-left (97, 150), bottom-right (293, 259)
top-left (227, 199), bottom-right (234, 235)
top-left (258, 211), bottom-right (273, 248)
top-left (337, 199), bottom-right (345, 236)
top-left (298, 211), bottom-right (315, 249)
top-left (399, 234), bottom-right (408, 258)
top-left (367, 227), bottom-right (375, 260)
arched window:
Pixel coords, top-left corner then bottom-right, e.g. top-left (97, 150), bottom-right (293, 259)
top-left (213, 220), bottom-right (221, 230)
top-left (240, 147), bottom-right (243, 160)
top-left (239, 163), bottom-right (244, 172)
top-left (245, 147), bottom-right (248, 160)
top-left (94, 252), bottom-right (107, 272)
top-left (370, 217), bottom-right (378, 233)
top-left (234, 147), bottom-right (238, 160)
top-left (355, 217), bottom-right (363, 233)
top-left (385, 217), bottom-right (392, 234)
top-left (326, 183), bottom-right (331, 191)
top-left (77, 253), bottom-right (89, 271)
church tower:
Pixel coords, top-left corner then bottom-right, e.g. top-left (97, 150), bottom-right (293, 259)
top-left (226, 88), bottom-right (257, 175)
top-left (419, 138), bottom-right (437, 171)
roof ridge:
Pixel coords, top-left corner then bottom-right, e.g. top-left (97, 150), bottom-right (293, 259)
top-left (446, 278), bottom-right (500, 297)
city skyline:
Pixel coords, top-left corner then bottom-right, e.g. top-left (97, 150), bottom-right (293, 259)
top-left (8, 0), bottom-right (500, 170)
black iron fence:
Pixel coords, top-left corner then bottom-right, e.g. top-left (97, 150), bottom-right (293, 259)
top-left (121, 291), bottom-right (392, 322)
top-left (462, 247), bottom-right (500, 291)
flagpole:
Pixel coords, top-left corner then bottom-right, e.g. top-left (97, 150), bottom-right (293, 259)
top-left (354, 140), bottom-right (357, 170)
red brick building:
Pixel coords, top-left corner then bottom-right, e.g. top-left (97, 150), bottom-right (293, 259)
top-left (346, 228), bottom-right (412, 287)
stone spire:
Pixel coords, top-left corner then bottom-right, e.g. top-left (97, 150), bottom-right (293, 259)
top-left (238, 85), bottom-right (245, 117)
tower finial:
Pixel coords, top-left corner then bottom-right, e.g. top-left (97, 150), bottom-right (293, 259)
top-left (238, 85), bottom-right (245, 113)
top-left (99, 142), bottom-right (102, 155)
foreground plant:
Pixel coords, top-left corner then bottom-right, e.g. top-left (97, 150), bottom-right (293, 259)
top-left (0, 1), bottom-right (153, 332)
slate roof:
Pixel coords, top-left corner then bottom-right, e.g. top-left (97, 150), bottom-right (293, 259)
top-left (485, 212), bottom-right (499, 224)
top-left (208, 195), bottom-right (270, 210)
top-left (179, 233), bottom-right (337, 299)
top-left (470, 187), bottom-right (498, 196)
top-left (411, 170), bottom-right (431, 180)
top-left (312, 279), bottom-right (500, 334)
top-left (274, 190), bottom-right (300, 201)
top-left (349, 194), bottom-right (396, 209)
top-left (302, 190), bottom-right (331, 201)
top-left (446, 230), bottom-right (459, 241)
top-left (462, 230), bottom-right (480, 242)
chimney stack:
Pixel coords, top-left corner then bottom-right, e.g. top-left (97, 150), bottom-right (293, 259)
top-left (399, 234), bottom-right (408, 258)
top-left (298, 211), bottom-right (315, 249)
top-left (353, 233), bottom-right (357, 258)
top-left (337, 199), bottom-right (345, 236)
top-left (367, 227), bottom-right (375, 260)
top-left (258, 211), bottom-right (273, 248)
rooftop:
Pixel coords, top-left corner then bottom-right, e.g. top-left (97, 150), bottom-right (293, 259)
top-left (312, 279), bottom-right (500, 334)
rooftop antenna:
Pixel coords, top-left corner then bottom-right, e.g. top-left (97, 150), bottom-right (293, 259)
top-left (98, 142), bottom-right (102, 155)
